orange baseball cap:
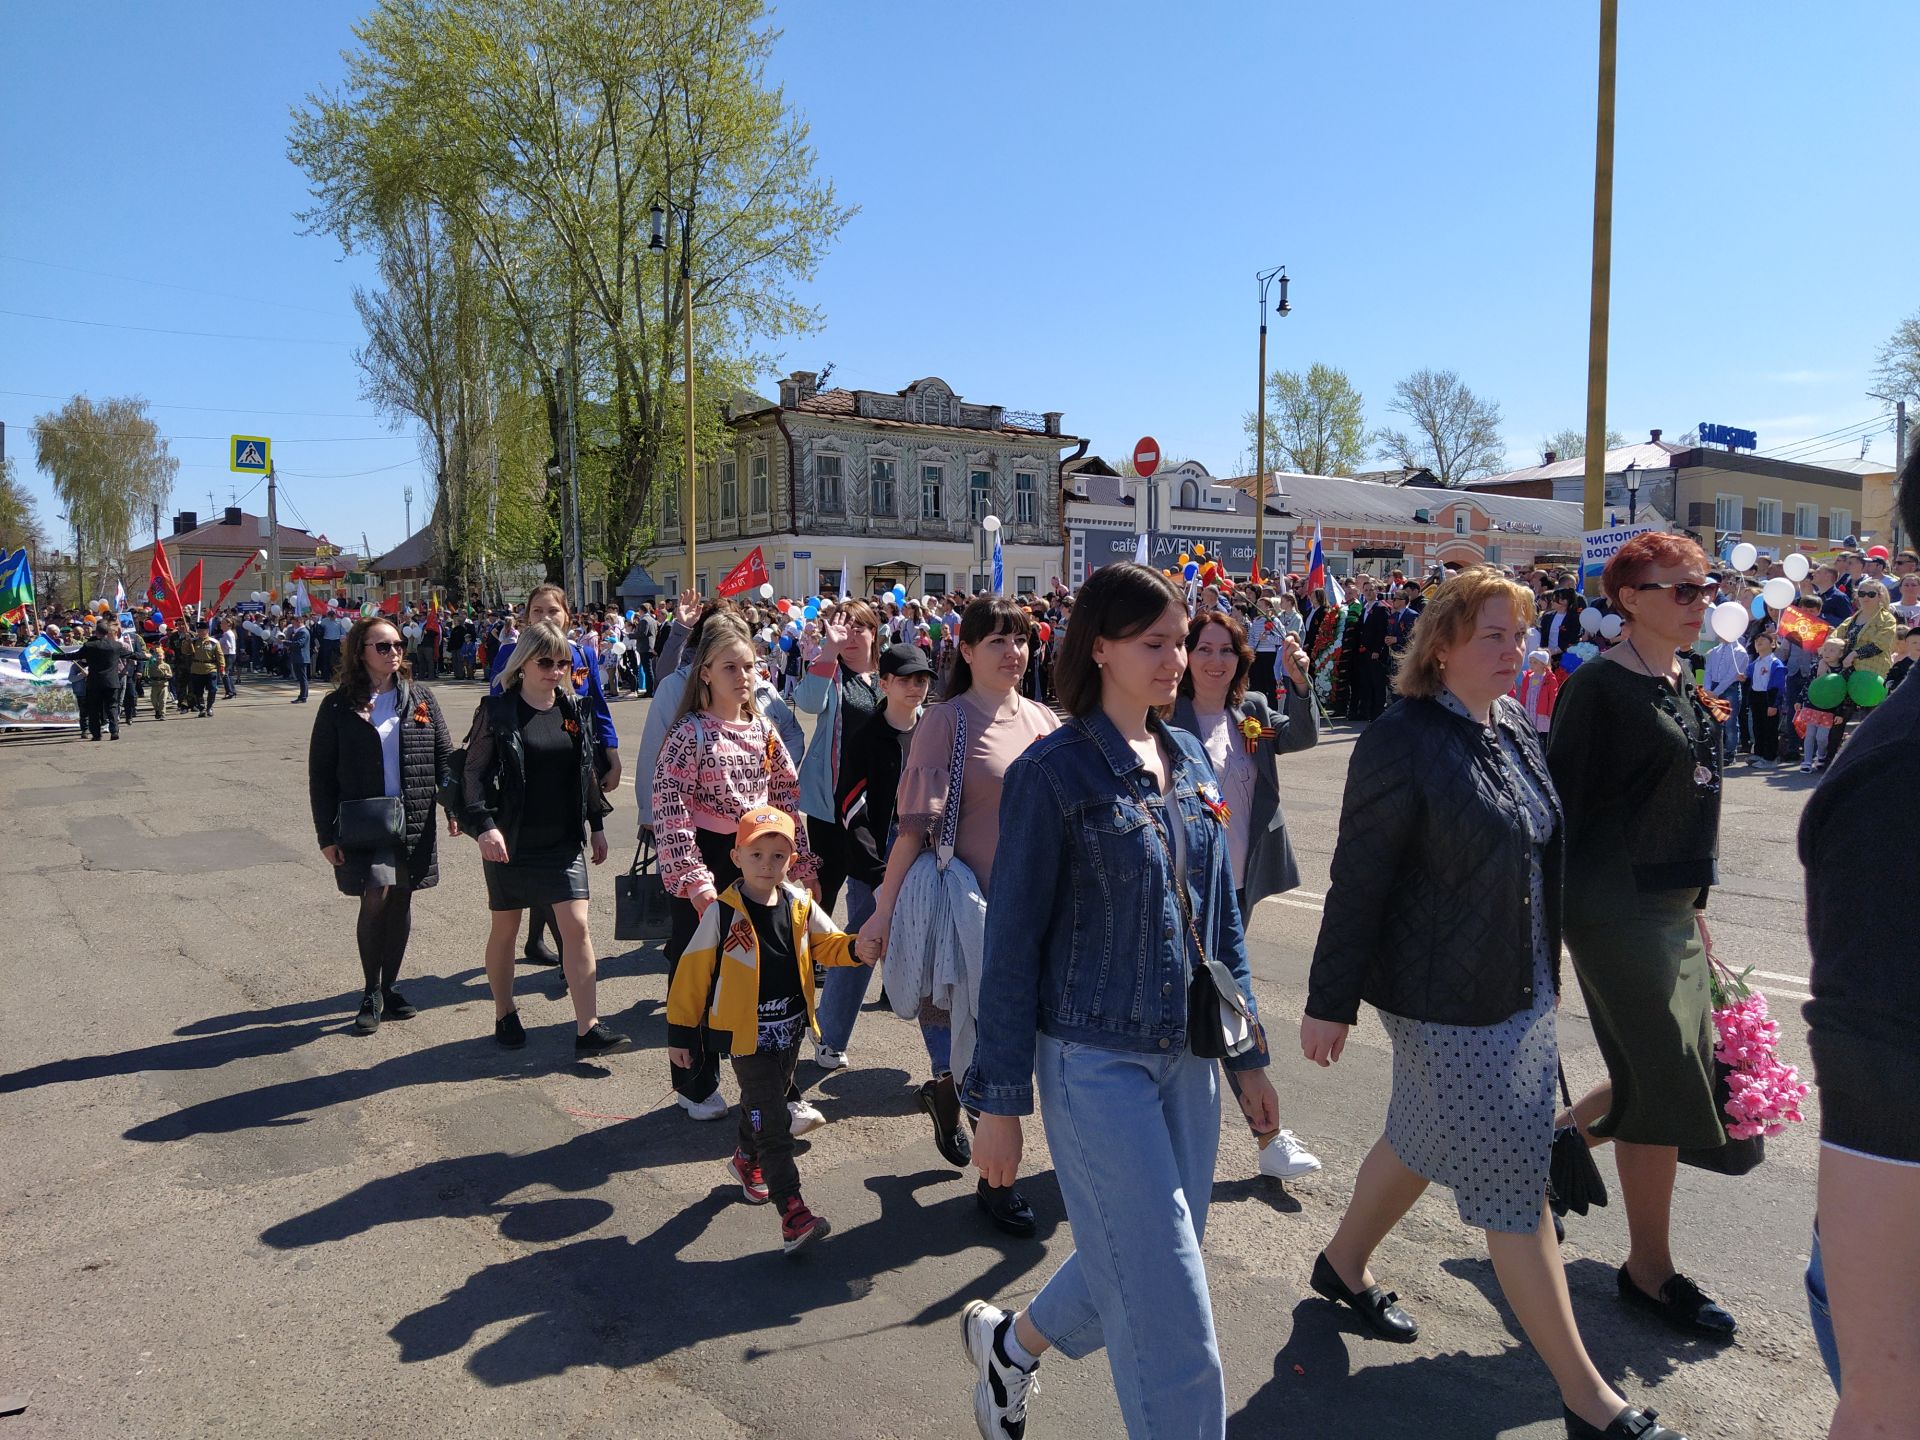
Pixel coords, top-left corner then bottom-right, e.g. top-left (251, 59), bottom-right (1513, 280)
top-left (735, 808), bottom-right (795, 847)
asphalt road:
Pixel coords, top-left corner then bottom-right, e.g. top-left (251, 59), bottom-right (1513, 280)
top-left (0, 679), bottom-right (1834, 1439)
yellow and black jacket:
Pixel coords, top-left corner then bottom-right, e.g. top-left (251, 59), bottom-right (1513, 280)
top-left (665, 882), bottom-right (862, 1058)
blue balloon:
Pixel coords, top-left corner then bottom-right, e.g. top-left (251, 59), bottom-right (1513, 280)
top-left (1750, 596), bottom-right (1767, 619)
top-left (1182, 562), bottom-right (1199, 581)
top-left (779, 635), bottom-right (794, 651)
top-left (803, 603), bottom-right (820, 620)
top-left (891, 585), bottom-right (906, 601)
top-left (1561, 651), bottom-right (1584, 672)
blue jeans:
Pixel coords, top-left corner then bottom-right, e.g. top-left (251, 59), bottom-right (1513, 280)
top-left (1718, 682), bottom-right (1744, 757)
top-left (1026, 1034), bottom-right (1225, 1439)
top-left (816, 878), bottom-right (878, 1051)
top-left (1807, 1220), bottom-right (1840, 1392)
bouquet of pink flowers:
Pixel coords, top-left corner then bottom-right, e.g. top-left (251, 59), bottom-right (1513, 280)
top-left (1701, 919), bottom-right (1810, 1141)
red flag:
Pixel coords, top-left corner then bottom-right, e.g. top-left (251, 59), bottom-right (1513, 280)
top-left (379, 594), bottom-right (401, 616)
top-left (179, 560), bottom-right (204, 612)
top-left (213, 553), bottom-right (257, 613)
top-left (716, 546), bottom-right (770, 598)
top-left (1778, 606), bottom-right (1831, 652)
top-left (148, 537), bottom-right (183, 623)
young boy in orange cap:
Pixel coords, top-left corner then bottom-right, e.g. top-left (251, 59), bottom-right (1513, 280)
top-left (667, 807), bottom-right (869, 1254)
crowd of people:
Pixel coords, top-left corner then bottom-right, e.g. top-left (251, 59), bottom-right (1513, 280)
top-left (65, 470), bottom-right (1887, 1440)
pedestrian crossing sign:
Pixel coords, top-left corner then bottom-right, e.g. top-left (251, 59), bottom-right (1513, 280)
top-left (230, 435), bottom-right (271, 474)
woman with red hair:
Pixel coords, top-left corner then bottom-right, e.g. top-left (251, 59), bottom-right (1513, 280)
top-left (1547, 531), bottom-right (1739, 1343)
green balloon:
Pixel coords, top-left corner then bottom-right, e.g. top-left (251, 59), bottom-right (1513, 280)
top-left (928, 619), bottom-right (942, 637)
top-left (1848, 671), bottom-right (1888, 708)
top-left (1808, 673), bottom-right (1847, 710)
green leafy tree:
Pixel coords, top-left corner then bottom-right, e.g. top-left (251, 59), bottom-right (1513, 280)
top-left (1373, 369), bottom-right (1506, 487)
top-left (1243, 363), bottom-right (1369, 477)
top-left (0, 456), bottom-right (47, 558)
top-left (1539, 426), bottom-right (1626, 463)
top-left (289, 0), bottom-right (853, 589)
top-left (30, 395), bottom-right (176, 595)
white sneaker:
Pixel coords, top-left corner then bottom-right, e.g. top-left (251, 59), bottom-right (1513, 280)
top-left (1258, 1129), bottom-right (1323, 1180)
top-left (677, 1090), bottom-right (729, 1122)
top-left (788, 1098), bottom-right (827, 1137)
top-left (960, 1299), bottom-right (1038, 1440)
top-left (811, 1040), bottom-right (849, 1070)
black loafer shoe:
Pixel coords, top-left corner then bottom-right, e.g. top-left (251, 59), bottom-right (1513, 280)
top-left (1310, 1252), bottom-right (1418, 1342)
top-left (1617, 1268), bottom-right (1736, 1341)
top-left (494, 1010), bottom-right (527, 1049)
top-left (574, 1022), bottom-right (632, 1057)
top-left (521, 938), bottom-right (562, 966)
top-left (380, 988), bottom-right (416, 1020)
top-left (977, 1180), bottom-right (1036, 1237)
top-left (352, 992), bottom-right (381, 1035)
top-left (918, 1078), bottom-right (972, 1168)
top-left (1565, 1403), bottom-right (1688, 1439)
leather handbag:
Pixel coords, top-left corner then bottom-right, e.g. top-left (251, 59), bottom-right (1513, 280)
top-left (335, 796), bottom-right (406, 851)
top-left (1143, 784), bottom-right (1256, 1061)
top-left (614, 838), bottom-right (673, 943)
top-left (1548, 1063), bottom-right (1609, 1217)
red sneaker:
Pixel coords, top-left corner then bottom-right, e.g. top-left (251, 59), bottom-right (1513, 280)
top-left (779, 1194), bottom-right (830, 1254)
top-left (727, 1150), bottom-right (769, 1204)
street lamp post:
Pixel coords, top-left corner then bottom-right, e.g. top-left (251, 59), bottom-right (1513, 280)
top-left (1253, 265), bottom-right (1291, 583)
top-left (651, 198), bottom-right (698, 593)
top-left (1624, 460), bottom-right (1642, 525)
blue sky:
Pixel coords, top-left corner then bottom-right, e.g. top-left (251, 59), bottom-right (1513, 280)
top-left (6, 1), bottom-right (1915, 561)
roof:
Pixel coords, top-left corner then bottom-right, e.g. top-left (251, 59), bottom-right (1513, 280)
top-left (1464, 441), bottom-right (1683, 489)
top-left (1067, 466), bottom-right (1282, 517)
top-left (736, 382), bottom-right (1080, 445)
top-left (1234, 470), bottom-right (1585, 537)
top-left (615, 563), bottom-right (663, 599)
top-left (128, 512), bottom-right (319, 557)
top-left (371, 527), bottom-right (434, 572)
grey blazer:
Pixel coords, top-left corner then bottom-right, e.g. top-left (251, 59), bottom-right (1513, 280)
top-left (1171, 681), bottom-right (1319, 909)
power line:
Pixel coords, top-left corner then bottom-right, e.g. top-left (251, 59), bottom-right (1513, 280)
top-left (0, 416), bottom-right (413, 444)
top-left (0, 387), bottom-right (379, 420)
top-left (279, 457), bottom-right (422, 480)
top-left (1, 307), bottom-right (355, 346)
top-left (1756, 415), bottom-right (1884, 458)
top-left (0, 252), bottom-right (348, 318)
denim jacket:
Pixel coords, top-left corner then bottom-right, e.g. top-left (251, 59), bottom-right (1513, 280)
top-left (961, 709), bottom-right (1268, 1117)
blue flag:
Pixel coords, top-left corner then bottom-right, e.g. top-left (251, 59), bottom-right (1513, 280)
top-left (0, 547), bottom-right (33, 616)
top-left (992, 533), bottom-right (1004, 596)
top-left (21, 632), bottom-right (59, 676)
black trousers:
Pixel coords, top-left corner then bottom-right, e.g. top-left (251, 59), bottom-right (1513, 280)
top-left (1746, 688), bottom-right (1781, 761)
top-left (733, 1040), bottom-right (804, 1203)
top-left (806, 816), bottom-right (851, 914)
top-left (665, 826), bottom-right (742, 1103)
top-left (1249, 651), bottom-right (1278, 702)
top-left (82, 681), bottom-right (118, 739)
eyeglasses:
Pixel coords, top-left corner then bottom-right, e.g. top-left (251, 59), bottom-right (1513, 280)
top-left (531, 656), bottom-right (572, 671)
top-left (1633, 581), bottom-right (1713, 605)
top-left (366, 640), bottom-right (405, 654)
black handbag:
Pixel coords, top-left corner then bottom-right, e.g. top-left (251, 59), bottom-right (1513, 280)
top-left (335, 796), bottom-right (406, 851)
top-left (1143, 791), bottom-right (1257, 1061)
top-left (1679, 1060), bottom-right (1766, 1175)
top-left (614, 838), bottom-right (673, 943)
top-left (1548, 1064), bottom-right (1609, 1218)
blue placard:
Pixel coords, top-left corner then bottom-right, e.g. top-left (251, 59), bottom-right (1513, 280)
top-left (1698, 422), bottom-right (1757, 451)
top-left (793, 550), bottom-right (812, 559)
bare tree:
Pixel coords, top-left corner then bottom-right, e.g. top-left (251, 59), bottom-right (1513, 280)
top-left (1873, 308), bottom-right (1920, 406)
top-left (1540, 426), bottom-right (1626, 462)
top-left (1373, 369), bottom-right (1506, 486)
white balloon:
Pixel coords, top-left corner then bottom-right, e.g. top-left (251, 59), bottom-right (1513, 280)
top-left (758, 581), bottom-right (775, 599)
top-left (1710, 600), bottom-right (1750, 643)
top-left (1599, 613), bottom-right (1624, 640)
top-left (1730, 542), bottom-right (1758, 573)
top-left (1579, 606), bottom-right (1604, 634)
top-left (1782, 552), bottom-right (1811, 583)
top-left (1762, 576), bottom-right (1795, 610)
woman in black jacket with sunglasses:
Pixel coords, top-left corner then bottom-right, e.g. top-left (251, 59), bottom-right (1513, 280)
top-left (307, 615), bottom-right (455, 1035)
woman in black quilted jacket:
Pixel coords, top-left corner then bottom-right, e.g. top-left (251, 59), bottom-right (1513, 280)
top-left (1301, 568), bottom-right (1686, 1440)
top-left (307, 616), bottom-right (456, 1035)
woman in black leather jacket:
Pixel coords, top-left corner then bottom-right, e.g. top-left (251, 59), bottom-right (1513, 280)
top-left (461, 621), bottom-right (626, 1058)
top-left (1301, 568), bottom-right (1686, 1440)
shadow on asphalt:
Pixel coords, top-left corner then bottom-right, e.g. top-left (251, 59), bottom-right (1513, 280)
top-left (1229, 1256), bottom-right (1721, 1436)
top-left (172, 968), bottom-right (497, 1037)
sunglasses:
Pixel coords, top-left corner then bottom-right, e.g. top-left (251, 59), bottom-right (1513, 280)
top-left (1633, 581), bottom-right (1713, 605)
top-left (531, 656), bottom-right (572, 671)
top-left (366, 639), bottom-right (405, 654)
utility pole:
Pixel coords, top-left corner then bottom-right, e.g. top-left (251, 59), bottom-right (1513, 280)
top-left (1581, 0), bottom-right (1620, 530)
top-left (152, 502), bottom-right (160, 547)
top-left (1253, 266), bottom-right (1290, 584)
top-left (266, 463), bottom-right (281, 607)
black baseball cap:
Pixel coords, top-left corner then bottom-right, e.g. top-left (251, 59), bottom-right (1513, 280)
top-left (878, 642), bottom-right (932, 678)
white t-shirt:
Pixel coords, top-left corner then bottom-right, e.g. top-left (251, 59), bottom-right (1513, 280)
top-left (369, 688), bottom-right (403, 798)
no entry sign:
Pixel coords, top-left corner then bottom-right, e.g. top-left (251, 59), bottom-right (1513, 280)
top-left (1132, 436), bottom-right (1161, 478)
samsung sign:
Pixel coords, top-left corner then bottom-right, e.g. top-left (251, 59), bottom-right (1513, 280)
top-left (1698, 422), bottom-right (1757, 451)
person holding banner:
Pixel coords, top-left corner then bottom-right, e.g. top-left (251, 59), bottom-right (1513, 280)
top-left (50, 618), bottom-right (133, 741)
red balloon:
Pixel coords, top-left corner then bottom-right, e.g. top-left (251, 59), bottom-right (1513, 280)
top-left (776, 598), bottom-right (791, 613)
top-left (1037, 622), bottom-right (1052, 642)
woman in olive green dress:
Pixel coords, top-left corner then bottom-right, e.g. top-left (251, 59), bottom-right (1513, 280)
top-left (1546, 531), bottom-right (1737, 1343)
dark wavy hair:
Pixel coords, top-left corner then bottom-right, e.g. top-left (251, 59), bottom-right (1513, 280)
top-left (942, 597), bottom-right (1034, 699)
top-left (1055, 564), bottom-right (1186, 717)
top-left (1178, 609), bottom-right (1253, 706)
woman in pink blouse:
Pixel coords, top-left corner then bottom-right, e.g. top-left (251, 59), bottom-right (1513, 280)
top-left (651, 616), bottom-right (817, 1122)
top-left (856, 596), bottom-right (1059, 1235)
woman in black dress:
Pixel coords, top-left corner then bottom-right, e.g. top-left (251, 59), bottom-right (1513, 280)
top-left (461, 622), bottom-right (627, 1057)
top-left (307, 615), bottom-right (456, 1034)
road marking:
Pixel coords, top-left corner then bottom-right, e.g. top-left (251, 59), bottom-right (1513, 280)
top-left (1750, 968), bottom-right (1813, 985)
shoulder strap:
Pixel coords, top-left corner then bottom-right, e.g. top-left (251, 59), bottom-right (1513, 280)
top-left (935, 702), bottom-right (968, 867)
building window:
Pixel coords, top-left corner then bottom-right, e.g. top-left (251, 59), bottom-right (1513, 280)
top-left (816, 454), bottom-right (843, 512)
top-left (1714, 494), bottom-right (1741, 534)
top-left (971, 571), bottom-right (990, 593)
top-left (1179, 478), bottom-right (1200, 509)
top-left (1486, 544), bottom-right (1502, 566)
top-left (1015, 471), bottom-right (1037, 526)
top-left (695, 571), bottom-right (708, 595)
top-left (590, 577), bottom-right (604, 604)
top-left (1755, 498), bottom-right (1782, 534)
top-left (924, 571), bottom-right (948, 595)
top-left (870, 458), bottom-right (895, 517)
top-left (921, 464), bottom-right (944, 520)
top-left (1454, 509), bottom-right (1469, 535)
top-left (750, 454), bottom-right (769, 514)
top-left (661, 477), bottom-right (678, 527)
top-left (969, 469), bottom-right (992, 522)
top-left (1016, 573), bottom-right (1038, 596)
top-left (662, 573), bottom-right (679, 597)
top-left (719, 460), bottom-right (738, 521)
top-left (1831, 508), bottom-right (1853, 543)
top-left (1794, 503), bottom-right (1817, 539)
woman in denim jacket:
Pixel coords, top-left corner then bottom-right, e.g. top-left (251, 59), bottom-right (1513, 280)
top-left (956, 563), bottom-right (1279, 1440)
